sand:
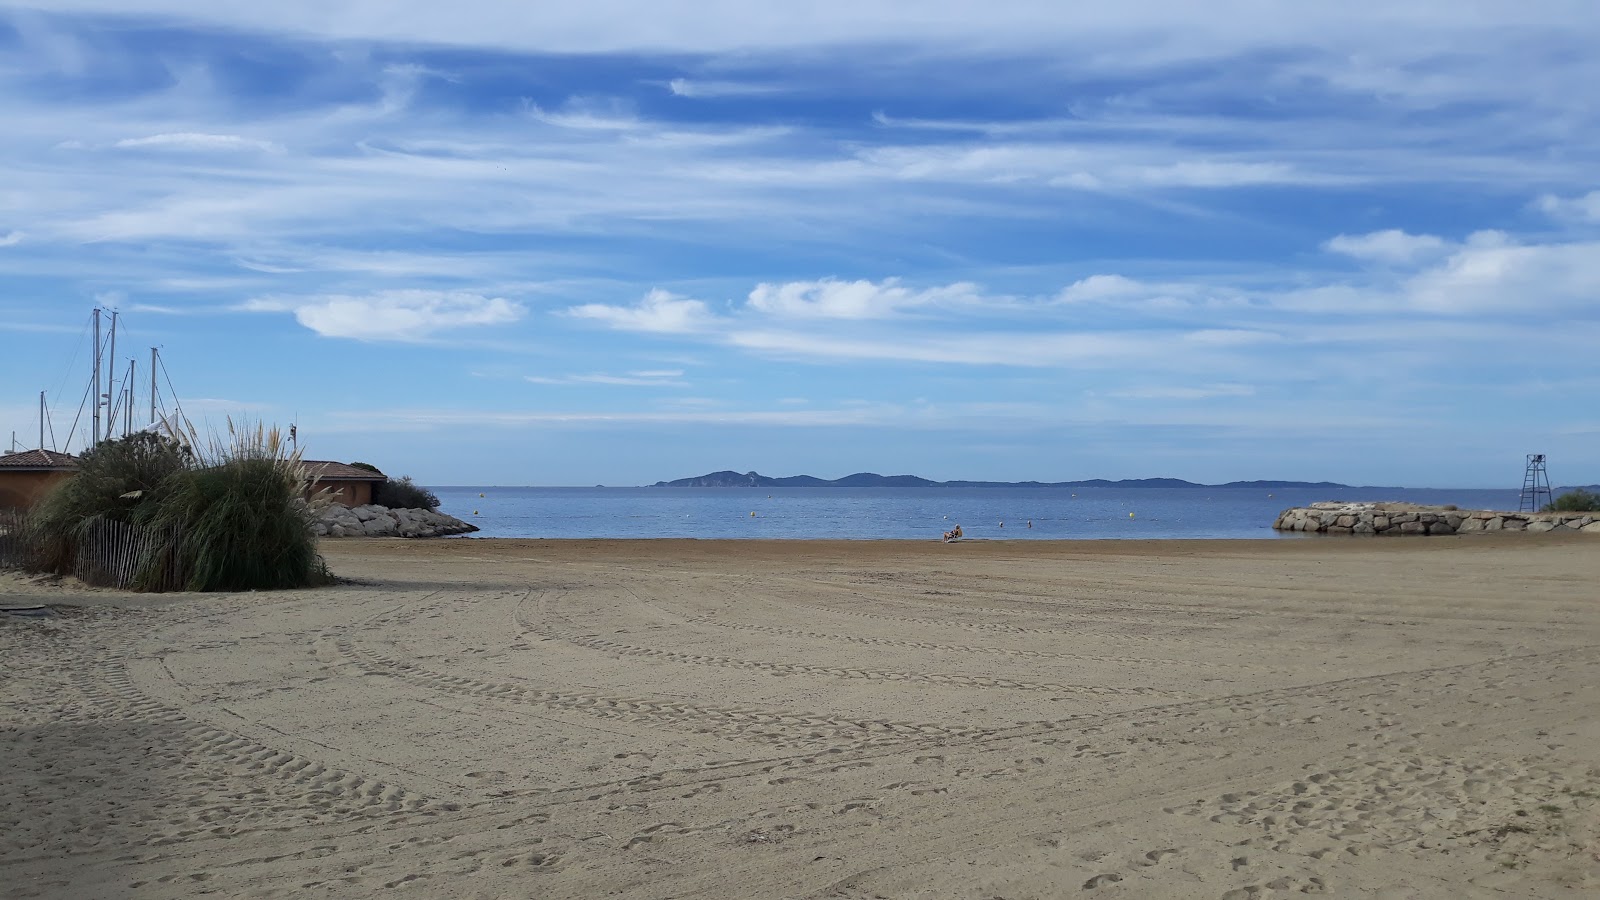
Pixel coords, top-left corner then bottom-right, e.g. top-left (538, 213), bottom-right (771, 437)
top-left (3, 535), bottom-right (1599, 898)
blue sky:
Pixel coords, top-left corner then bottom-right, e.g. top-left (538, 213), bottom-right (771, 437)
top-left (2, 2), bottom-right (1598, 487)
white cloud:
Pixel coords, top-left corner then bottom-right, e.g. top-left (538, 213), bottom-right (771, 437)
top-left (1402, 234), bottom-right (1600, 313)
top-left (244, 289), bottom-right (525, 341)
top-left (115, 132), bottom-right (281, 153)
top-left (525, 370), bottom-right (686, 386)
top-left (23, 1), bottom-right (1600, 58)
top-left (525, 98), bottom-right (639, 131)
top-left (746, 278), bottom-right (985, 319)
top-left (566, 289), bottom-right (717, 333)
top-left (1535, 190), bottom-right (1600, 223)
top-left (1054, 274), bottom-right (1243, 310)
top-left (1323, 229), bottom-right (1449, 264)
top-left (0, 231), bottom-right (23, 247)
top-left (1106, 383), bottom-right (1256, 400)
top-left (666, 78), bottom-right (780, 98)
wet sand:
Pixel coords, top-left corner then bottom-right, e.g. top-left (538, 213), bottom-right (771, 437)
top-left (3, 535), bottom-right (1598, 898)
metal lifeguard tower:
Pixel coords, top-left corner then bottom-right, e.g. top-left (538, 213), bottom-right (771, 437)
top-left (1519, 454), bottom-right (1552, 513)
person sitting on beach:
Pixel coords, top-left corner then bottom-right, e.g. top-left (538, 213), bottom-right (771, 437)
top-left (942, 524), bottom-right (963, 542)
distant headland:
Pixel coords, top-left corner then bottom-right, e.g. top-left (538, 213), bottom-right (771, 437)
top-left (652, 470), bottom-right (1369, 489)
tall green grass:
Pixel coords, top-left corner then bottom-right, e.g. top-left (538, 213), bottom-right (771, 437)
top-left (145, 419), bottom-right (331, 592)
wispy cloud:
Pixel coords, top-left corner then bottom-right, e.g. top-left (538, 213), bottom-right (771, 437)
top-left (1104, 383), bottom-right (1256, 400)
top-left (746, 278), bottom-right (986, 319)
top-left (115, 132), bottom-right (281, 153)
top-left (566, 289), bottom-right (716, 333)
top-left (1324, 229), bottom-right (1450, 265)
top-left (666, 78), bottom-right (782, 98)
top-left (526, 369), bottom-right (687, 387)
top-left (1535, 190), bottom-right (1600, 223)
top-left (244, 290), bottom-right (526, 341)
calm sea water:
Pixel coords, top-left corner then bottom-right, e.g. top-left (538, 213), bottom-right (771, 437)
top-left (430, 486), bottom-right (1527, 541)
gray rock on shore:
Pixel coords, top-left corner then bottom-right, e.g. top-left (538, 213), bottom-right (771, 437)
top-left (313, 504), bottom-right (479, 538)
top-left (1273, 501), bottom-right (1600, 536)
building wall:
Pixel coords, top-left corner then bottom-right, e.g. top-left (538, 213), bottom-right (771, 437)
top-left (0, 471), bottom-right (75, 511)
top-left (312, 480), bottom-right (376, 508)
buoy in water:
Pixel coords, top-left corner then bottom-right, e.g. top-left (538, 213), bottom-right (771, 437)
top-left (479, 492), bottom-right (485, 498)
top-left (1129, 512), bottom-right (1135, 518)
top-left (998, 521), bottom-right (1004, 528)
top-left (474, 510), bottom-right (479, 516)
top-left (750, 511), bottom-right (756, 517)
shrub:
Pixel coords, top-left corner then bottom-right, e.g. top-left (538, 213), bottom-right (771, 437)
top-left (16, 421), bottom-right (332, 592)
top-left (27, 432), bottom-right (190, 574)
top-left (373, 475), bottom-right (439, 510)
top-left (348, 461), bottom-right (384, 475)
top-left (1543, 489), bottom-right (1600, 513)
top-left (143, 420), bottom-right (330, 592)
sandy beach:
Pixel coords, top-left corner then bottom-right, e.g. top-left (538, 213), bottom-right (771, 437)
top-left (3, 535), bottom-right (1598, 899)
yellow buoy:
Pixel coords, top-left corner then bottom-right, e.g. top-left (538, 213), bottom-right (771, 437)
top-left (1129, 512), bottom-right (1135, 518)
top-left (473, 510), bottom-right (479, 515)
top-left (750, 511), bottom-right (756, 517)
top-left (479, 492), bottom-right (485, 498)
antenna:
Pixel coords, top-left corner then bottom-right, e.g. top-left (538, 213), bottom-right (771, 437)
top-left (39, 391), bottom-right (45, 450)
top-left (1519, 454), bottom-right (1552, 513)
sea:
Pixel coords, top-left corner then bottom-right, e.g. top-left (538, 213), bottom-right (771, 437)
top-left (429, 485), bottom-right (1531, 541)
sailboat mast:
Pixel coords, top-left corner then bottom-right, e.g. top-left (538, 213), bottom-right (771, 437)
top-left (105, 311), bottom-right (118, 439)
top-left (39, 391), bottom-right (45, 449)
top-left (150, 348), bottom-right (158, 426)
top-left (92, 308), bottom-right (101, 446)
top-left (125, 359), bottom-right (136, 437)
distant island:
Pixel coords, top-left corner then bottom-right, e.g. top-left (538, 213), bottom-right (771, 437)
top-left (653, 470), bottom-right (1369, 490)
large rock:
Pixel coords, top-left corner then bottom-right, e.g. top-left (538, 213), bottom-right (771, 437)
top-left (316, 504), bottom-right (478, 538)
top-left (1273, 501), bottom-right (1600, 538)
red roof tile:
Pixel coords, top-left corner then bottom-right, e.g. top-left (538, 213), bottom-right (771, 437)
top-left (302, 460), bottom-right (386, 481)
top-left (0, 449), bottom-right (80, 470)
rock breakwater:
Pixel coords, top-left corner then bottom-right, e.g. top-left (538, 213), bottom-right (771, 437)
top-left (1274, 502), bottom-right (1600, 536)
top-left (315, 504), bottom-right (479, 538)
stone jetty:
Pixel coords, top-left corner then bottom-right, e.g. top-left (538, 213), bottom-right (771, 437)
top-left (1274, 502), bottom-right (1600, 536)
top-left (315, 503), bottom-right (479, 538)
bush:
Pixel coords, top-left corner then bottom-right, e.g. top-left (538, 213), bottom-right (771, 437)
top-left (144, 420), bottom-right (330, 592)
top-left (27, 432), bottom-right (190, 573)
top-left (373, 475), bottom-right (439, 510)
top-left (1543, 489), bottom-right (1600, 513)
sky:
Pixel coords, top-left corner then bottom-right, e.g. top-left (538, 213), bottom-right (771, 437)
top-left (1, 2), bottom-right (1598, 488)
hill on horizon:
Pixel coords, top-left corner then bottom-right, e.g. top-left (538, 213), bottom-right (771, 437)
top-left (652, 470), bottom-right (1368, 490)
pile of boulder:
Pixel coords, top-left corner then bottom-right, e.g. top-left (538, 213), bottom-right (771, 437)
top-left (1274, 501), bottom-right (1600, 536)
top-left (314, 503), bottom-right (479, 538)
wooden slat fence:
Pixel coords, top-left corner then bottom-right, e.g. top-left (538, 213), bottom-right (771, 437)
top-left (0, 510), bottom-right (187, 591)
top-left (73, 516), bottom-right (186, 591)
top-left (0, 508), bottom-right (33, 569)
